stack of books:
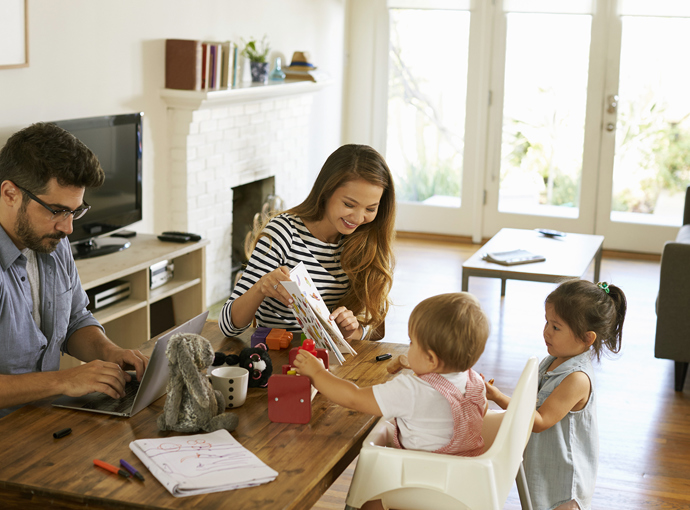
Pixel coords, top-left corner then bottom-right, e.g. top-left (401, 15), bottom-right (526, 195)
top-left (165, 39), bottom-right (238, 91)
top-left (482, 249), bottom-right (546, 266)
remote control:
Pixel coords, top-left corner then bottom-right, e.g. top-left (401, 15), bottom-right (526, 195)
top-left (158, 234), bottom-right (192, 243)
top-left (536, 228), bottom-right (566, 238)
top-left (161, 231), bottom-right (202, 241)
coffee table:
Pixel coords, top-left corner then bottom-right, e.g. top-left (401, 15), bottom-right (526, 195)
top-left (462, 228), bottom-right (604, 296)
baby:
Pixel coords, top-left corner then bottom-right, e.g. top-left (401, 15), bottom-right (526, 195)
top-left (293, 292), bottom-right (490, 455)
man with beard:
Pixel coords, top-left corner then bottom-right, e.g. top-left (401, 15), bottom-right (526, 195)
top-left (0, 122), bottom-right (147, 418)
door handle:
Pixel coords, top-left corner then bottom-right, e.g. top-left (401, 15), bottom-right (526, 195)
top-left (607, 94), bottom-right (619, 114)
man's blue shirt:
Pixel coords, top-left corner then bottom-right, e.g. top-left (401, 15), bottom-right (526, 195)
top-left (0, 225), bottom-right (102, 416)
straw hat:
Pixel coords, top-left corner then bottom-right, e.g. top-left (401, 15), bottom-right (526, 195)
top-left (286, 51), bottom-right (316, 71)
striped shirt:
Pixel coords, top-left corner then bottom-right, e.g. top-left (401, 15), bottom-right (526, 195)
top-left (218, 213), bottom-right (349, 337)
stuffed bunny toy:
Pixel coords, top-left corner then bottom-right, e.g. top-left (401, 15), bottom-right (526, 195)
top-left (157, 332), bottom-right (238, 433)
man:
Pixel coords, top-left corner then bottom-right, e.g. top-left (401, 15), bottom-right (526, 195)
top-left (0, 122), bottom-right (148, 418)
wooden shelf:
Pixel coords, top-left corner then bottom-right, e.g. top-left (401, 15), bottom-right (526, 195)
top-left (159, 79), bottom-right (333, 109)
top-left (91, 298), bottom-right (147, 324)
top-left (149, 277), bottom-right (202, 303)
top-left (60, 234), bottom-right (208, 369)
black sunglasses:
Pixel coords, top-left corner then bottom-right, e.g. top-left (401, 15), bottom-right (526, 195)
top-left (16, 185), bottom-right (90, 221)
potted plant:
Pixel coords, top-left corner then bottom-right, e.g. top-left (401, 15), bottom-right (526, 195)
top-left (242, 36), bottom-right (270, 84)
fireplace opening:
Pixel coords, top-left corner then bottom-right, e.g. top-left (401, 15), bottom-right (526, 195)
top-left (231, 177), bottom-right (284, 286)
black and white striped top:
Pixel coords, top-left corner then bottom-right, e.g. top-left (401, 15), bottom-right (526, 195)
top-left (218, 213), bottom-right (349, 336)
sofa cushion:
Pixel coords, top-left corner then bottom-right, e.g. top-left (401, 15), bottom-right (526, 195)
top-left (677, 224), bottom-right (690, 244)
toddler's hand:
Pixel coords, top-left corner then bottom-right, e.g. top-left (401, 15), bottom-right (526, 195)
top-left (480, 373), bottom-right (500, 402)
top-left (293, 351), bottom-right (325, 379)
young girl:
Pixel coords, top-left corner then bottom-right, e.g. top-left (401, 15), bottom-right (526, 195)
top-left (293, 293), bottom-right (490, 510)
top-left (218, 144), bottom-right (395, 341)
top-left (485, 279), bottom-right (627, 510)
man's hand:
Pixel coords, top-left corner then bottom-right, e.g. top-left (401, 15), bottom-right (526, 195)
top-left (104, 347), bottom-right (148, 382)
top-left (59, 361), bottom-right (129, 399)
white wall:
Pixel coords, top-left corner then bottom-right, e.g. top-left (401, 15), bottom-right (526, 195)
top-left (0, 0), bottom-right (345, 235)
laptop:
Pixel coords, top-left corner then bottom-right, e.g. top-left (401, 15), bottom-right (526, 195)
top-left (52, 311), bottom-right (209, 417)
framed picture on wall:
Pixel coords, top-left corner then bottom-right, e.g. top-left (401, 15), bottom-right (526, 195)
top-left (0, 0), bottom-right (28, 69)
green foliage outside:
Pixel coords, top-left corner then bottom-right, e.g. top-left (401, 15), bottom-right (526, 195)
top-left (395, 158), bottom-right (461, 203)
top-left (503, 123), bottom-right (579, 207)
top-left (610, 96), bottom-right (690, 213)
top-left (502, 95), bottom-right (690, 214)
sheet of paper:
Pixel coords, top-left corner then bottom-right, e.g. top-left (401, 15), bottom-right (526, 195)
top-left (130, 429), bottom-right (278, 497)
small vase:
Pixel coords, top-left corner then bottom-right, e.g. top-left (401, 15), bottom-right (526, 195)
top-left (250, 61), bottom-right (270, 84)
top-left (269, 57), bottom-right (286, 82)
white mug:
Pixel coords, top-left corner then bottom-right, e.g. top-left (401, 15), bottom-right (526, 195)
top-left (211, 367), bottom-right (249, 408)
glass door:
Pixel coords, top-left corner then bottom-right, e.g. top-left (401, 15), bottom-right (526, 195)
top-left (595, 2), bottom-right (690, 252)
top-left (384, 0), bottom-right (486, 236)
top-left (483, 0), bottom-right (603, 236)
top-left (483, 0), bottom-right (690, 253)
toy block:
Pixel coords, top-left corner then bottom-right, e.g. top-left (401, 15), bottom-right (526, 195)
top-left (268, 374), bottom-right (312, 424)
top-left (265, 328), bottom-right (293, 350)
top-left (289, 346), bottom-right (329, 369)
top-left (251, 327), bottom-right (271, 348)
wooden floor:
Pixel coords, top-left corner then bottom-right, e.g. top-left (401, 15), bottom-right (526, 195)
top-left (311, 237), bottom-right (690, 510)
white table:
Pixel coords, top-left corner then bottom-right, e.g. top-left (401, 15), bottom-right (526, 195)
top-left (462, 228), bottom-right (604, 296)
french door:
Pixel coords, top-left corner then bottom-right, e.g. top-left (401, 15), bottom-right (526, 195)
top-left (383, 0), bottom-right (489, 236)
top-left (484, 0), bottom-right (690, 252)
top-left (377, 0), bottom-right (690, 252)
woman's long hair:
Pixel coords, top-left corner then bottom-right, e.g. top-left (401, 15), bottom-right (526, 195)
top-left (286, 144), bottom-right (396, 333)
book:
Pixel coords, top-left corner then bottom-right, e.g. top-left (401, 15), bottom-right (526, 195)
top-left (165, 39), bottom-right (202, 90)
top-left (232, 44), bottom-right (239, 87)
top-left (219, 41), bottom-right (233, 89)
top-left (280, 262), bottom-right (357, 365)
top-left (201, 43), bottom-right (209, 89)
top-left (482, 249), bottom-right (546, 266)
top-left (130, 429), bottom-right (278, 497)
top-left (284, 69), bottom-right (330, 83)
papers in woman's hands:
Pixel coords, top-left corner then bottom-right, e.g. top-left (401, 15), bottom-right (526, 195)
top-left (482, 249), bottom-right (546, 266)
top-left (280, 262), bottom-right (357, 365)
top-left (129, 430), bottom-right (278, 497)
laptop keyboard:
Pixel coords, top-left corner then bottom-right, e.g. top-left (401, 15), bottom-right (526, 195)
top-left (81, 379), bottom-right (141, 414)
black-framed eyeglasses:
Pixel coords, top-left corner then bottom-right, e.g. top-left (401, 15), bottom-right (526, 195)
top-left (16, 185), bottom-right (90, 221)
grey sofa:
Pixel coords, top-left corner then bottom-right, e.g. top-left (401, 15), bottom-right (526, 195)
top-left (655, 185), bottom-right (690, 391)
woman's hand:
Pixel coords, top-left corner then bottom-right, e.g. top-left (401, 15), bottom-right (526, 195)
top-left (329, 306), bottom-right (361, 339)
top-left (257, 266), bottom-right (293, 307)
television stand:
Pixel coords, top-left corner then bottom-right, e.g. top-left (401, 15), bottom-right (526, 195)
top-left (71, 237), bottom-right (131, 260)
top-left (62, 234), bottom-right (209, 370)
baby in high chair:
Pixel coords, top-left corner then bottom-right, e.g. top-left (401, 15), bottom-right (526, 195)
top-left (293, 292), bottom-right (490, 510)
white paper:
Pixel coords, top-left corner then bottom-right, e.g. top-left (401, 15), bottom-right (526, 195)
top-left (129, 430), bottom-right (278, 497)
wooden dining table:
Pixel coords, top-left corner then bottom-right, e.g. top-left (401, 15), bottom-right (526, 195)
top-left (0, 321), bottom-right (409, 510)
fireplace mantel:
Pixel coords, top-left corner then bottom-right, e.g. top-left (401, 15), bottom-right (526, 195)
top-left (161, 78), bottom-right (329, 306)
top-left (160, 79), bottom-right (332, 110)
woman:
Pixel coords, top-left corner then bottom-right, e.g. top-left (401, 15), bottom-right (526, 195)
top-left (219, 144), bottom-right (395, 340)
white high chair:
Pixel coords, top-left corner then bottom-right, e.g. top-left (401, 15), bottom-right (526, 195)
top-left (344, 357), bottom-right (539, 510)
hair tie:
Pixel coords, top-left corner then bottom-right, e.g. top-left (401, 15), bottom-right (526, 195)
top-left (597, 281), bottom-right (610, 294)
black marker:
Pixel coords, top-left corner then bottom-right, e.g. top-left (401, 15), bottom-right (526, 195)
top-left (375, 353), bottom-right (392, 362)
top-left (53, 427), bottom-right (72, 439)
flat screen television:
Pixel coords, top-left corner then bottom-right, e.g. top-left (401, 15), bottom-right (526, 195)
top-left (52, 112), bottom-right (143, 260)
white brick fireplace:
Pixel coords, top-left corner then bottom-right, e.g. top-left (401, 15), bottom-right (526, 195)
top-left (160, 81), bottom-right (329, 306)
